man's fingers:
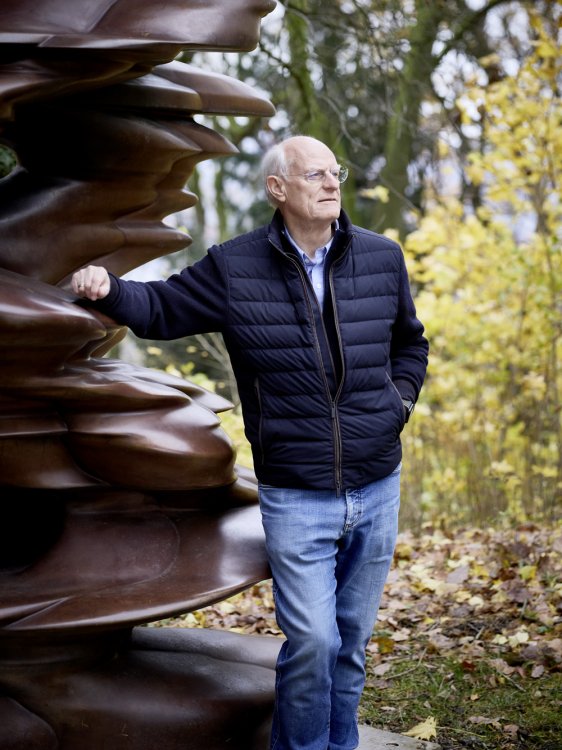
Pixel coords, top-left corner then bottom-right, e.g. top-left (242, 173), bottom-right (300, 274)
top-left (71, 266), bottom-right (110, 300)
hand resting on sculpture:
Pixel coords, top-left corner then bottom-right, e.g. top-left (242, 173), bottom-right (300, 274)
top-left (72, 265), bottom-right (111, 300)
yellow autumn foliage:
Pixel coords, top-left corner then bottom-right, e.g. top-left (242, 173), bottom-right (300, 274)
top-left (403, 715), bottom-right (438, 740)
top-left (401, 15), bottom-right (561, 527)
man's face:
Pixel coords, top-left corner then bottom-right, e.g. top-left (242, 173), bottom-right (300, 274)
top-left (276, 138), bottom-right (342, 229)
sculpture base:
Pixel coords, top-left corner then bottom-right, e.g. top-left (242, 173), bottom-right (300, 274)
top-left (0, 627), bottom-right (280, 750)
top-left (0, 625), bottom-right (442, 750)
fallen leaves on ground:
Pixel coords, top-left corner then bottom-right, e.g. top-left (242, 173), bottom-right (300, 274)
top-left (403, 715), bottom-right (438, 740)
top-left (372, 523), bottom-right (561, 679)
top-left (161, 523), bottom-right (561, 680)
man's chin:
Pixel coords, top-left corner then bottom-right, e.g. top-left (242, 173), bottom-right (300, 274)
top-left (318, 201), bottom-right (340, 218)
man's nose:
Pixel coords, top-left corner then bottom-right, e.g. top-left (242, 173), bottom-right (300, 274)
top-left (324, 171), bottom-right (340, 187)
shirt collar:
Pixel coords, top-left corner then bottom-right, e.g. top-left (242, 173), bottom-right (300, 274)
top-left (283, 220), bottom-right (339, 263)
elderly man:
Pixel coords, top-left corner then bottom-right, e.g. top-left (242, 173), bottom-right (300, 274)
top-left (73, 135), bottom-right (428, 750)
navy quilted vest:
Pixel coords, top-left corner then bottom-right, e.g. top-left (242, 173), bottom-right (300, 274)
top-left (215, 211), bottom-right (427, 491)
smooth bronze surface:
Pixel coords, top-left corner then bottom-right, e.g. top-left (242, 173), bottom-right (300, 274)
top-left (0, 2), bottom-right (278, 747)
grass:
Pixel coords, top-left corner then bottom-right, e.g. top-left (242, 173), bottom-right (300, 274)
top-left (360, 649), bottom-right (562, 749)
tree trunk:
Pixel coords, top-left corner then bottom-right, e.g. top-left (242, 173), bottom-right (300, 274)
top-left (372, 0), bottom-right (443, 236)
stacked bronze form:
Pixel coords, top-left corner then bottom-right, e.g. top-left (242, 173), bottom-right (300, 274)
top-left (0, 2), bottom-right (279, 748)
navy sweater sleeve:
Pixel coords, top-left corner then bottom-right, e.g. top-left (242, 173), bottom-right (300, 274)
top-left (390, 251), bottom-right (429, 402)
top-left (94, 249), bottom-right (227, 340)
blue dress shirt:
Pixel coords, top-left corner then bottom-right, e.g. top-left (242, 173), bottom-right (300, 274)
top-left (284, 225), bottom-right (337, 309)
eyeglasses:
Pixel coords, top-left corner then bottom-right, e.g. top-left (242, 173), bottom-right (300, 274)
top-left (284, 165), bottom-right (349, 184)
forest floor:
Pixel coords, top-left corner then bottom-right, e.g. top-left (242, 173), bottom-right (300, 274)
top-left (160, 523), bottom-right (561, 750)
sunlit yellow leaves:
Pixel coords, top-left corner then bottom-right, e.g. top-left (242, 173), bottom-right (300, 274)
top-left (492, 633), bottom-right (508, 646)
top-left (372, 635), bottom-right (396, 655)
top-left (454, 15), bottom-right (560, 227)
top-left (403, 716), bottom-right (437, 740)
top-left (508, 630), bottom-right (530, 649)
top-left (146, 345), bottom-right (163, 356)
top-left (394, 541), bottom-right (414, 560)
top-left (478, 53), bottom-right (501, 69)
top-left (532, 464), bottom-right (558, 479)
top-left (520, 372), bottom-right (547, 400)
top-left (488, 461), bottom-right (516, 477)
top-left (360, 185), bottom-right (389, 202)
top-left (470, 562), bottom-right (490, 580)
top-left (519, 564), bottom-right (537, 581)
top-left (402, 14), bottom-right (561, 525)
top-left (533, 38), bottom-right (558, 59)
top-left (465, 153), bottom-right (485, 185)
top-left (165, 363), bottom-right (182, 378)
top-left (436, 139), bottom-right (450, 159)
top-left (382, 228), bottom-right (400, 243)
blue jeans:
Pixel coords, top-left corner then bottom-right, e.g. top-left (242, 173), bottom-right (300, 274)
top-left (258, 464), bottom-right (401, 750)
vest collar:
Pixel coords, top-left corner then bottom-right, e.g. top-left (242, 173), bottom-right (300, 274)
top-left (268, 209), bottom-right (353, 258)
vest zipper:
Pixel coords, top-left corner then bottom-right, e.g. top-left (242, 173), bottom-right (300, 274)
top-left (269, 232), bottom-right (353, 496)
top-left (286, 254), bottom-right (344, 496)
top-left (328, 240), bottom-right (352, 496)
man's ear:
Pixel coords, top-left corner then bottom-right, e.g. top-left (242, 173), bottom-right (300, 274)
top-left (266, 175), bottom-right (286, 204)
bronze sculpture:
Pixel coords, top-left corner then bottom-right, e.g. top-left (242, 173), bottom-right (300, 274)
top-left (0, 2), bottom-right (280, 747)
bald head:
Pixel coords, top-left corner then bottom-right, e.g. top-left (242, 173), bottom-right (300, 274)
top-left (283, 135), bottom-right (333, 160)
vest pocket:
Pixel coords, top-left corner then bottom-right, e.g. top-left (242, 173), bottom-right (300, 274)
top-left (386, 372), bottom-right (406, 432)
